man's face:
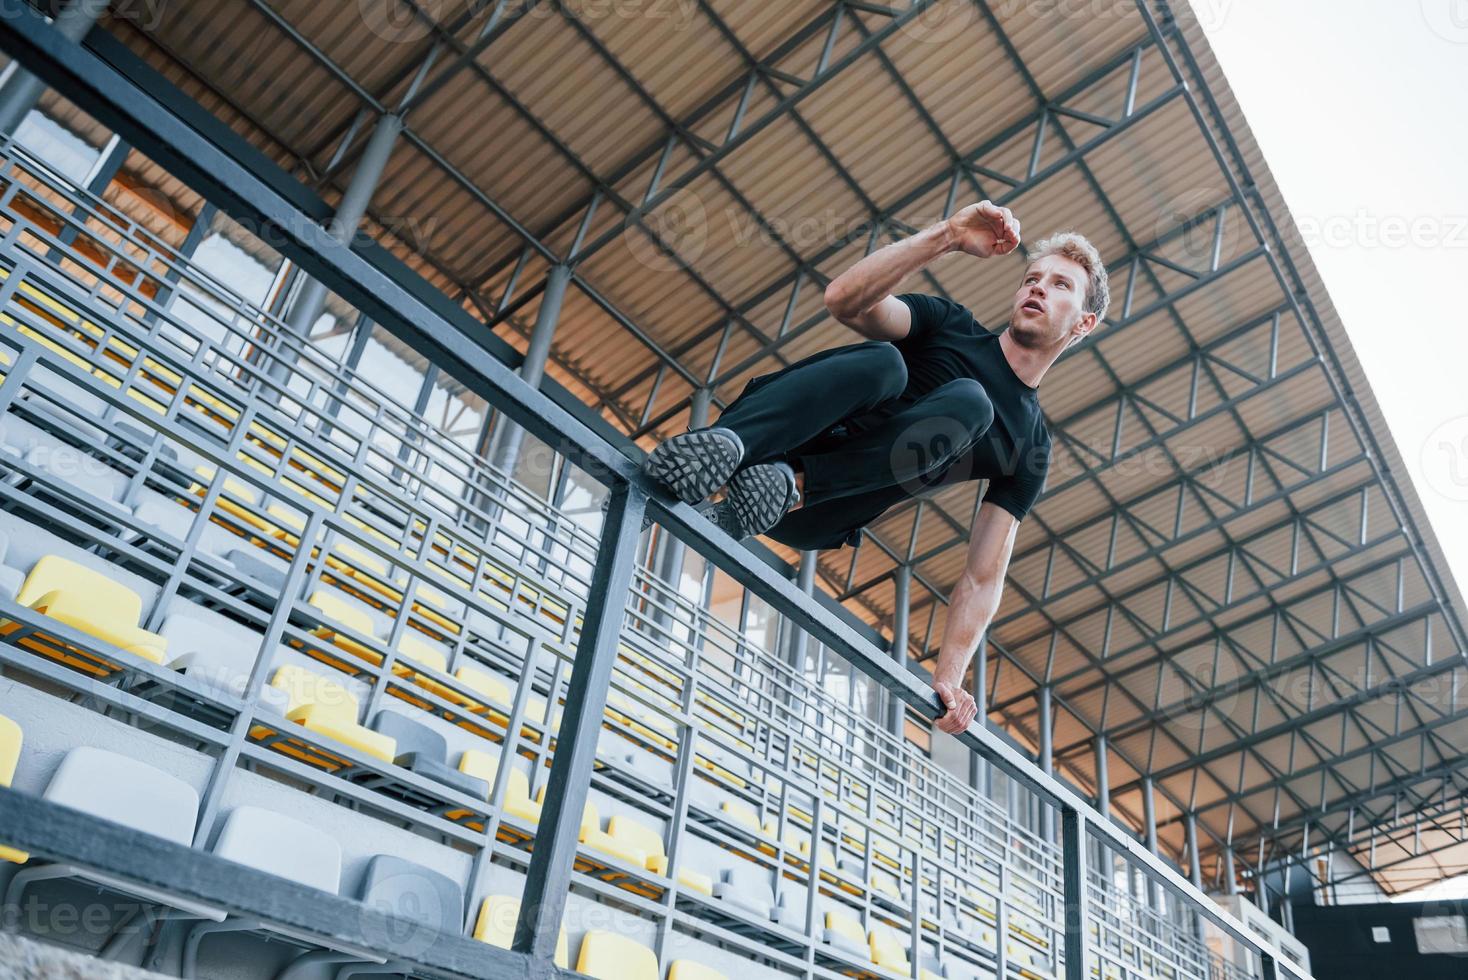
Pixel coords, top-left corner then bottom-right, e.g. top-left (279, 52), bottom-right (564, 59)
top-left (1007, 253), bottom-right (1096, 348)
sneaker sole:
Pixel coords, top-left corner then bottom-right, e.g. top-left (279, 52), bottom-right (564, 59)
top-left (643, 428), bottom-right (744, 505)
top-left (715, 463), bottom-right (799, 539)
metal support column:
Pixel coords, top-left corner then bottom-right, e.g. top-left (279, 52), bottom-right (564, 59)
top-left (1187, 812), bottom-right (1203, 889)
top-left (1224, 847), bottom-right (1238, 895)
top-left (1143, 775), bottom-right (1159, 911)
top-left (1061, 807), bottom-right (1089, 980)
top-left (1039, 684), bottom-right (1054, 840)
top-left (786, 549), bottom-right (817, 669)
top-left (1095, 733), bottom-right (1110, 821)
top-left (888, 564), bottom-right (911, 736)
top-left (513, 481), bottom-right (647, 961)
top-left (272, 110), bottom-right (403, 378)
top-left (970, 634), bottom-right (990, 795)
top-left (1255, 846), bottom-right (1269, 912)
top-left (0, 0), bottom-right (107, 137)
top-left (491, 263), bottom-right (572, 474)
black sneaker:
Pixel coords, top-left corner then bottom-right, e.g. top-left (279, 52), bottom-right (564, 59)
top-left (708, 462), bottom-right (800, 540)
top-left (642, 426), bottom-right (745, 506)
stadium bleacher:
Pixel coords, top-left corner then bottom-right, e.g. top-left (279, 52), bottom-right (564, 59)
top-left (0, 134), bottom-right (1248, 980)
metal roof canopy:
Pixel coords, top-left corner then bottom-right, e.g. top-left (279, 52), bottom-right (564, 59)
top-left (0, 8), bottom-right (1319, 977)
top-left (27, 0), bottom-right (1468, 896)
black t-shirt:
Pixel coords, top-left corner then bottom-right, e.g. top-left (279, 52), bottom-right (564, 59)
top-left (886, 293), bottom-right (1051, 521)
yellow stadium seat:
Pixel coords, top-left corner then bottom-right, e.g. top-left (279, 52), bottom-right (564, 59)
top-left (458, 750), bottom-right (543, 826)
top-left (824, 907), bottom-right (868, 957)
top-left (0, 715), bottom-right (27, 863)
top-left (265, 504), bottom-right (306, 533)
top-left (800, 837), bottom-right (840, 872)
top-left (472, 895), bottom-right (568, 969)
top-left (448, 665), bottom-right (517, 724)
top-left (394, 635), bottom-right (445, 672)
top-left (308, 591), bottom-right (382, 664)
top-left (719, 799), bottom-right (759, 832)
top-left (872, 868), bottom-right (904, 902)
top-left (190, 463), bottom-right (277, 533)
top-left (667, 963), bottom-right (727, 980)
top-left (11, 555), bottom-right (166, 665)
top-left (417, 582), bottom-right (450, 610)
top-left (581, 816), bottom-right (645, 866)
top-left (268, 665), bottom-right (396, 762)
top-left (336, 541), bottom-right (391, 578)
top-left (870, 926), bottom-right (910, 972)
top-left (554, 789), bottom-right (600, 838)
top-left (448, 667), bottom-right (549, 736)
top-left (582, 815), bottom-right (713, 895)
top-left (576, 930), bottom-right (658, 980)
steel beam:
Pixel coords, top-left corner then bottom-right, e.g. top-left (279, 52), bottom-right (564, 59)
top-left (513, 483), bottom-right (647, 959)
top-left (279, 111), bottom-right (404, 349)
top-left (0, 0), bottom-right (106, 135)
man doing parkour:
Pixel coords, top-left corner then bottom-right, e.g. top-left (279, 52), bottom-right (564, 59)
top-left (643, 202), bottom-right (1109, 734)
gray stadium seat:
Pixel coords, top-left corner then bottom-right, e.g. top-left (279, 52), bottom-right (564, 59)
top-left (775, 886), bottom-right (808, 929)
top-left (0, 410), bottom-right (57, 457)
top-left (20, 377), bottom-right (107, 436)
top-left (184, 810), bottom-right (374, 978)
top-left (3, 746), bottom-right (225, 927)
top-left (942, 959), bottom-right (986, 980)
top-left (162, 612), bottom-right (288, 712)
top-left (226, 547), bottom-right (288, 591)
top-left (212, 805), bottom-right (342, 894)
top-left (25, 444), bottom-right (129, 505)
top-left (370, 710), bottom-right (489, 799)
top-left (131, 491), bottom-right (241, 559)
top-left (714, 862), bottom-right (776, 921)
top-left (358, 854), bottom-right (464, 933)
top-left (44, 746), bottom-right (199, 845)
top-left (112, 420), bottom-right (181, 464)
top-left (620, 749), bottom-right (673, 790)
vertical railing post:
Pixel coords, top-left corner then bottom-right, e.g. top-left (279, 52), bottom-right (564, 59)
top-left (1061, 805), bottom-right (1089, 980)
top-left (512, 481), bottom-right (647, 963)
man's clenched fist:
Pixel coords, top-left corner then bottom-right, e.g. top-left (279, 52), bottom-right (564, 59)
top-left (945, 201), bottom-right (1021, 259)
top-left (933, 679), bottom-right (978, 734)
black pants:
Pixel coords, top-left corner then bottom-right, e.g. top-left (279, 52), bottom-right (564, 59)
top-left (717, 342), bottom-right (994, 550)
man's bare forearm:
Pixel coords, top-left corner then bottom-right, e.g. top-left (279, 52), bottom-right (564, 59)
top-left (825, 221), bottom-right (955, 317)
top-left (932, 572), bottom-right (1002, 688)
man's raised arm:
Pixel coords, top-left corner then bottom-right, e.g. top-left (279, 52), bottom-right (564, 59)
top-left (931, 501), bottom-right (1021, 735)
top-left (824, 201), bottom-right (1022, 341)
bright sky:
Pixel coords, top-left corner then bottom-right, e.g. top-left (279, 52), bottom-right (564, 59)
top-left (1196, 0), bottom-right (1468, 588)
top-left (1195, 0), bottom-right (1468, 902)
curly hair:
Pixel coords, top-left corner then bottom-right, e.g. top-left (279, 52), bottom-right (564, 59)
top-left (1027, 231), bottom-right (1109, 326)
